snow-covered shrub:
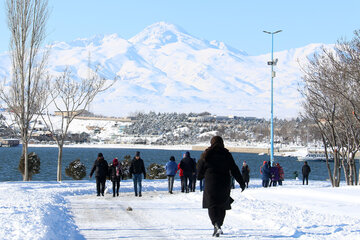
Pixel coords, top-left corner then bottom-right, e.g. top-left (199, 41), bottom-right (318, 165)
top-left (147, 163), bottom-right (166, 179)
top-left (120, 155), bottom-right (132, 180)
top-left (65, 159), bottom-right (86, 180)
top-left (18, 152), bottom-right (40, 180)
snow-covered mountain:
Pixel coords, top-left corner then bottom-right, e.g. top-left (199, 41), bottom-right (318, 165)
top-left (0, 22), bottom-right (326, 118)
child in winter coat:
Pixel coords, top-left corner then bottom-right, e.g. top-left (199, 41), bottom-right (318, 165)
top-left (109, 158), bottom-right (122, 197)
top-left (177, 162), bottom-right (185, 192)
top-left (165, 156), bottom-right (178, 194)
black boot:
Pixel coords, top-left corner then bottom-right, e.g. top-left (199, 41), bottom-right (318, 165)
top-left (213, 223), bottom-right (221, 237)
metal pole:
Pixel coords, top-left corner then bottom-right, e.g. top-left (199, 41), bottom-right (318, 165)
top-left (263, 30), bottom-right (281, 165)
top-left (270, 33), bottom-right (274, 164)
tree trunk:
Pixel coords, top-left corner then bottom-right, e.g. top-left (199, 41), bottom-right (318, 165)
top-left (341, 158), bottom-right (348, 185)
top-left (332, 152), bottom-right (340, 187)
top-left (354, 160), bottom-right (358, 185)
top-left (57, 144), bottom-right (64, 182)
top-left (23, 140), bottom-right (29, 181)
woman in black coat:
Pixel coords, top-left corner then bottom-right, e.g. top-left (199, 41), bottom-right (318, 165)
top-left (109, 158), bottom-right (122, 197)
top-left (197, 136), bottom-right (245, 237)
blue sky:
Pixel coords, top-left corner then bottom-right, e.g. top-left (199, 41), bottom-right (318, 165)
top-left (0, 0), bottom-right (359, 55)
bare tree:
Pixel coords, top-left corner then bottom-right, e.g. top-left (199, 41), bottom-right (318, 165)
top-left (42, 63), bottom-right (115, 181)
top-left (301, 30), bottom-right (360, 186)
top-left (0, 0), bottom-right (50, 181)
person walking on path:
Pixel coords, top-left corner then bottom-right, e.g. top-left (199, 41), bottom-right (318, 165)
top-left (129, 151), bottom-right (146, 197)
top-left (276, 163), bottom-right (284, 186)
top-left (165, 156), bottom-right (178, 194)
top-left (179, 151), bottom-right (196, 193)
top-left (302, 161), bottom-right (311, 185)
top-left (241, 161), bottom-right (250, 188)
top-left (90, 153), bottom-right (109, 196)
top-left (191, 157), bottom-right (197, 192)
top-left (177, 162), bottom-right (185, 192)
top-left (109, 158), bottom-right (122, 197)
top-left (260, 161), bottom-right (271, 188)
top-left (269, 162), bottom-right (280, 187)
top-left (197, 136), bottom-right (245, 237)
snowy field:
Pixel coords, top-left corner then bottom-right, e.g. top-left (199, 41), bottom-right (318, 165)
top-left (1, 179), bottom-right (360, 240)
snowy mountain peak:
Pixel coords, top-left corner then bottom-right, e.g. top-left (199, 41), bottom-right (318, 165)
top-left (0, 22), bottom-right (329, 118)
top-left (129, 22), bottom-right (197, 47)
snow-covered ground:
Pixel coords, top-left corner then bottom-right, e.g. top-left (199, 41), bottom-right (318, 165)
top-left (1, 179), bottom-right (360, 240)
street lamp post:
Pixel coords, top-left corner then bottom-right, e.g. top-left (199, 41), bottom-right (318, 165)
top-left (263, 30), bottom-right (282, 164)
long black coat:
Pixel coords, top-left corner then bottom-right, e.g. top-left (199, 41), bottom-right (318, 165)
top-left (197, 145), bottom-right (245, 210)
top-left (90, 157), bottom-right (108, 178)
top-left (241, 165), bottom-right (250, 183)
top-left (302, 164), bottom-right (311, 176)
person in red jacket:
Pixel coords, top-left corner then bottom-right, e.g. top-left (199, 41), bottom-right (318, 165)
top-left (178, 161), bottom-right (185, 192)
top-left (276, 163), bottom-right (284, 186)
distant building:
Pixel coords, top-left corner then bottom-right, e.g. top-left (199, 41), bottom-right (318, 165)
top-left (0, 138), bottom-right (20, 147)
top-left (54, 109), bottom-right (92, 117)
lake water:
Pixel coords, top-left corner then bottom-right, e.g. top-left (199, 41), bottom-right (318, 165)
top-left (0, 145), bottom-right (347, 182)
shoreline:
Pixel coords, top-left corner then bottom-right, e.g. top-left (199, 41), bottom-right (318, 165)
top-left (27, 143), bottom-right (303, 155)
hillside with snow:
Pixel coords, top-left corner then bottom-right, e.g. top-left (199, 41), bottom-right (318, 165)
top-left (0, 22), bottom-right (326, 118)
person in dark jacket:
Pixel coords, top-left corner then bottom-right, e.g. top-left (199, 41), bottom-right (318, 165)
top-left (269, 162), bottom-right (280, 187)
top-left (90, 153), bottom-right (109, 196)
top-left (129, 151), bottom-right (146, 197)
top-left (197, 136), bottom-right (245, 237)
top-left (179, 151), bottom-right (196, 193)
top-left (165, 156), bottom-right (178, 194)
top-left (241, 161), bottom-right (250, 188)
top-left (191, 157), bottom-right (197, 192)
top-left (260, 161), bottom-right (271, 188)
top-left (109, 158), bottom-right (122, 197)
top-left (302, 161), bottom-right (311, 185)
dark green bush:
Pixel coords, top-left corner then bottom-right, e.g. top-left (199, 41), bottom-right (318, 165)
top-left (18, 152), bottom-right (40, 180)
top-left (65, 159), bottom-right (86, 180)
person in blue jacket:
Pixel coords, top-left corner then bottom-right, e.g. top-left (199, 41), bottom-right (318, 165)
top-left (165, 156), bottom-right (178, 194)
top-left (260, 161), bottom-right (271, 188)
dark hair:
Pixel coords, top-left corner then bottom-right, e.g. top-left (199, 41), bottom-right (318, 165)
top-left (98, 152), bottom-right (103, 158)
top-left (170, 156), bottom-right (175, 161)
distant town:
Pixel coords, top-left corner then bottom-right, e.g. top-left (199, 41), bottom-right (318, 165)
top-left (0, 109), bottom-right (320, 149)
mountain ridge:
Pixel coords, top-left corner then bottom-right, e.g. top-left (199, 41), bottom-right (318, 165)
top-left (0, 22), bottom-right (326, 118)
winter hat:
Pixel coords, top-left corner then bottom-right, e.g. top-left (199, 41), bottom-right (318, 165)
top-left (98, 153), bottom-right (103, 158)
top-left (185, 151), bottom-right (190, 157)
top-left (170, 156), bottom-right (175, 161)
top-left (113, 158), bottom-right (118, 165)
top-left (135, 151), bottom-right (140, 157)
top-left (263, 161), bottom-right (267, 165)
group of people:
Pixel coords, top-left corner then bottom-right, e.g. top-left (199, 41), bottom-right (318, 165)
top-left (89, 137), bottom-right (316, 238)
top-left (260, 161), bottom-right (285, 187)
top-left (89, 136), bottom-right (247, 237)
top-left (89, 151), bottom-right (146, 197)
